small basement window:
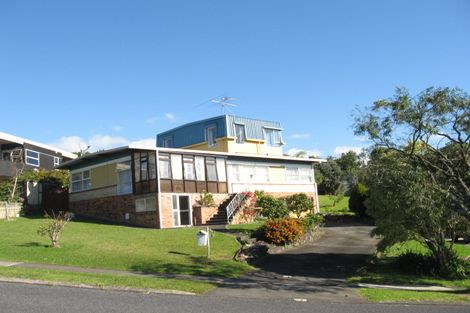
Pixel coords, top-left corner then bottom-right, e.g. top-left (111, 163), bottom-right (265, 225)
top-left (135, 197), bottom-right (156, 212)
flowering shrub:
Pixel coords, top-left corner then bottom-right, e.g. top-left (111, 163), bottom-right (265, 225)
top-left (261, 218), bottom-right (304, 245)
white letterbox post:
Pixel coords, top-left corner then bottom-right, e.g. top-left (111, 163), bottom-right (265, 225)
top-left (196, 227), bottom-right (211, 258)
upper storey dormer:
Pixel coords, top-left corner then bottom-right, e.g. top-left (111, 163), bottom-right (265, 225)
top-left (156, 115), bottom-right (285, 156)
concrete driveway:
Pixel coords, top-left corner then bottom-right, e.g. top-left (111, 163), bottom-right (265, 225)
top-left (209, 223), bottom-right (379, 303)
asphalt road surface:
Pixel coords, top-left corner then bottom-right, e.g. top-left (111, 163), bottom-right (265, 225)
top-left (1, 282), bottom-right (468, 313)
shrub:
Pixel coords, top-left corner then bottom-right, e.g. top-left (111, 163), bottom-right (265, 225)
top-left (300, 213), bottom-right (324, 231)
top-left (285, 193), bottom-right (313, 218)
top-left (37, 211), bottom-right (74, 248)
top-left (256, 194), bottom-right (289, 219)
top-left (393, 250), bottom-right (470, 279)
top-left (261, 218), bottom-right (304, 245)
top-left (197, 190), bottom-right (215, 206)
top-left (348, 182), bottom-right (368, 216)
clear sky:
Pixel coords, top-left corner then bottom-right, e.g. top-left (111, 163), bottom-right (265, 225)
top-left (1, 0), bottom-right (469, 156)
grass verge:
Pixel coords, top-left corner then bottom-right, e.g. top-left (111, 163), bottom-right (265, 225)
top-left (350, 240), bottom-right (470, 302)
top-left (0, 267), bottom-right (215, 294)
top-left (0, 217), bottom-right (251, 278)
top-left (359, 288), bottom-right (469, 303)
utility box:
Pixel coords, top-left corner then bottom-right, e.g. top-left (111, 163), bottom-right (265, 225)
top-left (197, 230), bottom-right (208, 246)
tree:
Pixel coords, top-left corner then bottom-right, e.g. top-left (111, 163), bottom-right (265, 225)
top-left (355, 87), bottom-right (469, 217)
top-left (316, 157), bottom-right (342, 194)
top-left (336, 150), bottom-right (363, 192)
top-left (355, 87), bottom-right (470, 277)
top-left (364, 150), bottom-right (469, 277)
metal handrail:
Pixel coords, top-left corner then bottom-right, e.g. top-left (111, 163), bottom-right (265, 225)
top-left (225, 192), bottom-right (247, 221)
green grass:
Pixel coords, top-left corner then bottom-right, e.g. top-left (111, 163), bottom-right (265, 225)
top-left (349, 240), bottom-right (470, 302)
top-left (227, 221), bottom-right (263, 234)
top-left (318, 195), bottom-right (353, 215)
top-left (359, 288), bottom-right (470, 303)
top-left (0, 267), bottom-right (215, 294)
top-left (0, 217), bottom-right (251, 278)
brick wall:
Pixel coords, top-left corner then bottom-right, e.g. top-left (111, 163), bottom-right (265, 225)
top-left (160, 193), bottom-right (228, 228)
top-left (69, 193), bottom-right (160, 228)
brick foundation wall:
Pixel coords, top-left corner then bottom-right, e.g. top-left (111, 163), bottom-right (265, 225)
top-left (160, 193), bottom-right (228, 228)
top-left (69, 193), bottom-right (160, 228)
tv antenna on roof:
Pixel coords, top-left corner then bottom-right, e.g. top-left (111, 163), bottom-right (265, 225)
top-left (211, 97), bottom-right (238, 114)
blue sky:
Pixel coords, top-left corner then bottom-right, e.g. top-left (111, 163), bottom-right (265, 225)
top-left (1, 0), bottom-right (469, 157)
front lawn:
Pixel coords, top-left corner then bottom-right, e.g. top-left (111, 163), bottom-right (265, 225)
top-left (349, 240), bottom-right (470, 302)
top-left (0, 217), bottom-right (251, 278)
top-left (227, 221), bottom-right (263, 234)
top-left (318, 195), bottom-right (353, 215)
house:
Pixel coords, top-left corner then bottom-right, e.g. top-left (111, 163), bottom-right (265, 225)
top-left (59, 145), bottom-right (323, 228)
top-left (157, 115), bottom-right (285, 156)
top-left (0, 131), bottom-right (76, 208)
top-left (0, 131), bottom-right (76, 179)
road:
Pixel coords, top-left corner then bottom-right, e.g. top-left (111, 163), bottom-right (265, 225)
top-left (1, 282), bottom-right (468, 313)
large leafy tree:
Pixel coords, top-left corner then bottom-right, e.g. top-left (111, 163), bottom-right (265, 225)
top-left (316, 157), bottom-right (342, 194)
top-left (355, 87), bottom-right (469, 217)
top-left (355, 87), bottom-right (470, 277)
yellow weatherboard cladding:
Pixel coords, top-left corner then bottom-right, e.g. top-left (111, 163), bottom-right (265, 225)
top-left (183, 136), bottom-right (283, 156)
top-left (269, 166), bottom-right (286, 182)
top-left (90, 163), bottom-right (117, 188)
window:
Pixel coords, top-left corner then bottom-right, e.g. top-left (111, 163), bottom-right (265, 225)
top-left (53, 157), bottom-right (60, 166)
top-left (206, 125), bottom-right (217, 147)
top-left (234, 124), bottom-right (246, 144)
top-left (264, 128), bottom-right (282, 147)
top-left (170, 154), bottom-right (183, 179)
top-left (134, 152), bottom-right (157, 182)
top-left (163, 137), bottom-right (172, 148)
top-left (133, 151), bottom-right (157, 194)
top-left (117, 160), bottom-right (132, 195)
top-left (183, 155), bottom-right (196, 180)
top-left (216, 158), bottom-right (226, 182)
top-left (206, 157), bottom-right (217, 181)
top-left (71, 170), bottom-right (91, 192)
top-left (158, 153), bottom-right (171, 179)
top-left (286, 166), bottom-right (313, 183)
top-left (135, 197), bottom-right (156, 212)
top-left (195, 156), bottom-right (205, 181)
top-left (25, 149), bottom-right (40, 167)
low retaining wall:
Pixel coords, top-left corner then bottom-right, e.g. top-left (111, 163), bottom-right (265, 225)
top-left (0, 202), bottom-right (22, 220)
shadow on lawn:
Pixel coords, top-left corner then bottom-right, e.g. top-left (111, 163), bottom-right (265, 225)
top-left (129, 256), bottom-right (249, 278)
top-left (15, 242), bottom-right (48, 248)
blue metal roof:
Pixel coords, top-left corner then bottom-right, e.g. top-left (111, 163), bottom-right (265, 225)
top-left (156, 115), bottom-right (283, 148)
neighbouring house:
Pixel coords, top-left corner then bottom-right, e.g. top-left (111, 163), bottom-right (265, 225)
top-left (0, 131), bottom-right (76, 210)
top-left (157, 115), bottom-right (285, 156)
top-left (59, 145), bottom-right (324, 228)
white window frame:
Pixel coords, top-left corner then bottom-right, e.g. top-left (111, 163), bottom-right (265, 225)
top-left (158, 153), bottom-right (172, 179)
top-left (53, 156), bottom-right (60, 167)
top-left (206, 125), bottom-right (217, 147)
top-left (25, 149), bottom-right (40, 167)
top-left (70, 169), bottom-right (91, 192)
top-left (264, 128), bottom-right (282, 147)
top-left (135, 197), bottom-right (156, 213)
top-left (234, 123), bottom-right (246, 144)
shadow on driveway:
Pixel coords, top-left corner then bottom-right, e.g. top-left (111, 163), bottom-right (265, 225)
top-left (209, 224), bottom-right (379, 302)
